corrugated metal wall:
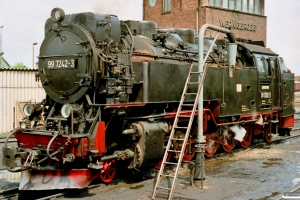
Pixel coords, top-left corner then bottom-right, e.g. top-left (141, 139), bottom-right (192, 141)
top-left (0, 69), bottom-right (45, 133)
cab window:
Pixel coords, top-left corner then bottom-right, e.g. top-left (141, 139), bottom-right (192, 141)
top-left (267, 57), bottom-right (275, 75)
top-left (254, 54), bottom-right (265, 73)
top-left (278, 57), bottom-right (289, 73)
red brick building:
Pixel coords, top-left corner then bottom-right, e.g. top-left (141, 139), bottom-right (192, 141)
top-left (144, 0), bottom-right (266, 45)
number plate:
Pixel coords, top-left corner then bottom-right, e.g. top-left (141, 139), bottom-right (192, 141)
top-left (47, 59), bottom-right (77, 68)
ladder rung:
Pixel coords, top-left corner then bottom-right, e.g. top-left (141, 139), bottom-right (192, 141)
top-left (171, 138), bottom-right (185, 141)
top-left (164, 161), bottom-right (178, 165)
top-left (158, 186), bottom-right (171, 191)
top-left (185, 93), bottom-right (197, 95)
top-left (181, 104), bottom-right (194, 106)
top-left (188, 82), bottom-right (200, 85)
top-left (190, 71), bottom-right (203, 74)
top-left (178, 115), bottom-right (191, 118)
top-left (175, 126), bottom-right (188, 129)
top-left (168, 150), bottom-right (181, 153)
top-left (161, 174), bottom-right (175, 178)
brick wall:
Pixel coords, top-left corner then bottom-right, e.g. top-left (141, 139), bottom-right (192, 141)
top-left (204, 7), bottom-right (266, 43)
top-left (143, 0), bottom-right (266, 44)
top-left (144, 0), bottom-right (198, 29)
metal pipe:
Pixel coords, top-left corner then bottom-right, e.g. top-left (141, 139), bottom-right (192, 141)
top-left (196, 24), bottom-right (236, 181)
top-left (196, 0), bottom-right (200, 34)
top-left (32, 42), bottom-right (38, 69)
top-left (0, 26), bottom-right (3, 68)
top-left (71, 110), bottom-right (74, 135)
top-left (46, 132), bottom-right (59, 162)
top-left (100, 154), bottom-right (118, 161)
top-left (143, 62), bottom-right (149, 102)
top-left (4, 128), bottom-right (19, 148)
top-left (198, 24), bottom-right (236, 143)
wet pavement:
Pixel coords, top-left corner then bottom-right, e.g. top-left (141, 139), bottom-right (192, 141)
top-left (51, 131), bottom-right (300, 200)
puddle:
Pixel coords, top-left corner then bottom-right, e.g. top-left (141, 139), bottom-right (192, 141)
top-left (267, 158), bottom-right (282, 162)
top-left (261, 161), bottom-right (281, 168)
top-left (256, 192), bottom-right (280, 200)
top-left (293, 178), bottom-right (300, 186)
top-left (289, 151), bottom-right (300, 154)
top-left (129, 184), bottom-right (144, 189)
top-left (205, 159), bottom-right (237, 175)
top-left (261, 158), bottom-right (282, 168)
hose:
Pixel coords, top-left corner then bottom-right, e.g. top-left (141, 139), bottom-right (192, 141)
top-left (4, 128), bottom-right (19, 148)
top-left (46, 132), bottom-right (60, 162)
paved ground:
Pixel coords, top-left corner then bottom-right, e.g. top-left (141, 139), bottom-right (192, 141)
top-left (48, 130), bottom-right (300, 200)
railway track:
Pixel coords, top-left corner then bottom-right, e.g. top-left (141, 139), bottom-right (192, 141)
top-left (1, 129), bottom-right (300, 199)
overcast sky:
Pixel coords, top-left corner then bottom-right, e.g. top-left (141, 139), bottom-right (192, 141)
top-left (0, 0), bottom-right (299, 74)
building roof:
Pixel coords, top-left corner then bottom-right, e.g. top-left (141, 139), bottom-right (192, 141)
top-left (0, 56), bottom-right (10, 68)
top-left (0, 68), bottom-right (38, 71)
top-left (238, 43), bottom-right (278, 56)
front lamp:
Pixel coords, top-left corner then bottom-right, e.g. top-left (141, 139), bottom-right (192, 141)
top-left (19, 121), bottom-right (26, 129)
top-left (51, 7), bottom-right (65, 23)
top-left (61, 104), bottom-right (71, 118)
top-left (24, 104), bottom-right (34, 117)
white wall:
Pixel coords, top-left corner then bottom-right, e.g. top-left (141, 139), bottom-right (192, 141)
top-left (0, 69), bottom-right (45, 133)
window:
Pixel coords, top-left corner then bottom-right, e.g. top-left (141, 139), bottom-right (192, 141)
top-left (208, 0), bottom-right (264, 15)
top-left (163, 0), bottom-right (171, 13)
top-left (242, 0), bottom-right (248, 12)
top-left (249, 0), bottom-right (254, 13)
top-left (215, 0), bottom-right (221, 7)
top-left (223, 0), bottom-right (229, 8)
top-left (229, 0), bottom-right (235, 9)
top-left (236, 0), bottom-right (242, 10)
top-left (255, 54), bottom-right (265, 73)
top-left (254, 0), bottom-right (260, 14)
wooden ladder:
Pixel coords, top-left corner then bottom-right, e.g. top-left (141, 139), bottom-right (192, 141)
top-left (151, 63), bottom-right (208, 200)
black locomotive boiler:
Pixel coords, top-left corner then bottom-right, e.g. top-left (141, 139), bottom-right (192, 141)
top-left (2, 8), bottom-right (294, 190)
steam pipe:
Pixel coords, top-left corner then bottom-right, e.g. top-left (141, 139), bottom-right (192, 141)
top-left (196, 24), bottom-right (236, 181)
top-left (46, 132), bottom-right (60, 162)
top-left (198, 24), bottom-right (236, 143)
top-left (4, 128), bottom-right (19, 148)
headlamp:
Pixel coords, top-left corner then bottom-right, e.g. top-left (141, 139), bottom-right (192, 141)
top-left (51, 8), bottom-right (65, 23)
top-left (19, 121), bottom-right (26, 129)
top-left (24, 104), bottom-right (34, 117)
top-left (61, 104), bottom-right (71, 118)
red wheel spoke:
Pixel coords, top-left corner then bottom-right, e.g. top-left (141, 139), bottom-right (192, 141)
top-left (263, 126), bottom-right (272, 143)
top-left (182, 145), bottom-right (196, 162)
top-left (239, 126), bottom-right (253, 149)
top-left (205, 137), bottom-right (219, 157)
top-left (99, 160), bottom-right (117, 183)
top-left (221, 136), bottom-right (236, 152)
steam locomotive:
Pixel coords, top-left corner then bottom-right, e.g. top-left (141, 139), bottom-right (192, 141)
top-left (2, 8), bottom-right (294, 190)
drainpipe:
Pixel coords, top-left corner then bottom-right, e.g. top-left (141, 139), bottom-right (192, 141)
top-left (196, 0), bottom-right (200, 34)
